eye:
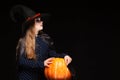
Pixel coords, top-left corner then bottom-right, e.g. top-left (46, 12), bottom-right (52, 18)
top-left (35, 18), bottom-right (41, 22)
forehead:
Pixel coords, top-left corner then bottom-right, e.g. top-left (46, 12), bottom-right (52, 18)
top-left (35, 17), bottom-right (41, 19)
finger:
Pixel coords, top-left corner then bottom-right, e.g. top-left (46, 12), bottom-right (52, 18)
top-left (45, 64), bottom-right (50, 68)
top-left (48, 57), bottom-right (55, 61)
top-left (47, 57), bottom-right (54, 60)
top-left (64, 59), bottom-right (68, 65)
top-left (47, 62), bottom-right (53, 64)
top-left (65, 58), bottom-right (68, 62)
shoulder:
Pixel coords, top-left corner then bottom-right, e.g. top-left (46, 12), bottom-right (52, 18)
top-left (38, 32), bottom-right (52, 41)
top-left (39, 32), bottom-right (51, 38)
top-left (38, 32), bottom-right (54, 46)
top-left (17, 38), bottom-right (25, 47)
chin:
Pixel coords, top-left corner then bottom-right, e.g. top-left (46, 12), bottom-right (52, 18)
top-left (41, 27), bottom-right (43, 30)
top-left (40, 28), bottom-right (43, 31)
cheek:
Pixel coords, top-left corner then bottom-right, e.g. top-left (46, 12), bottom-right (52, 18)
top-left (39, 26), bottom-right (43, 30)
top-left (38, 25), bottom-right (43, 30)
top-left (35, 23), bottom-right (43, 30)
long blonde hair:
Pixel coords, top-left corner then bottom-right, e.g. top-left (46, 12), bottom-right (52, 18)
top-left (24, 26), bottom-right (36, 60)
top-left (16, 21), bottom-right (37, 60)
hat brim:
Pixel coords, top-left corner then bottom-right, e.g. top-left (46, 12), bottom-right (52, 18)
top-left (26, 13), bottom-right (51, 22)
top-left (26, 13), bottom-right (40, 21)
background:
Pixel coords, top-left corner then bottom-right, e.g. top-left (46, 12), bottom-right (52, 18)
top-left (1, 0), bottom-right (112, 80)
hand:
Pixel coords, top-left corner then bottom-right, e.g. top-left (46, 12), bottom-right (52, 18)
top-left (64, 55), bottom-right (72, 66)
top-left (44, 57), bottom-right (55, 67)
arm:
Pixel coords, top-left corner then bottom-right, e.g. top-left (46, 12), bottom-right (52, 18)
top-left (39, 33), bottom-right (67, 58)
top-left (18, 54), bottom-right (44, 69)
top-left (48, 49), bottom-right (72, 66)
top-left (17, 39), bottom-right (44, 69)
top-left (48, 49), bottom-right (67, 58)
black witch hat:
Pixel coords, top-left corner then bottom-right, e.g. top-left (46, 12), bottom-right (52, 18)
top-left (10, 4), bottom-right (51, 37)
top-left (10, 4), bottom-right (51, 24)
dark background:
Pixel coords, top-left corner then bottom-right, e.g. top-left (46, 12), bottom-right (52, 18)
top-left (1, 0), bottom-right (112, 80)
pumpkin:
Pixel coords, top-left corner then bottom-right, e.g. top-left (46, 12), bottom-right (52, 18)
top-left (44, 58), bottom-right (71, 80)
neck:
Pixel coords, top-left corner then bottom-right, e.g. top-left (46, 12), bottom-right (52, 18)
top-left (35, 30), bottom-right (38, 37)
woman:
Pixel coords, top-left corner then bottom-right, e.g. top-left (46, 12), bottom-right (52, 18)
top-left (11, 5), bottom-right (72, 80)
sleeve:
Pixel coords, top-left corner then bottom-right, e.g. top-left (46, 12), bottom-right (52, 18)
top-left (48, 49), bottom-right (67, 58)
top-left (39, 33), bottom-right (67, 58)
top-left (18, 54), bottom-right (44, 69)
top-left (17, 39), bottom-right (44, 69)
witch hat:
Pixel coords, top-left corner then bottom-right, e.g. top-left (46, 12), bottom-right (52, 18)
top-left (10, 4), bottom-right (51, 37)
top-left (10, 4), bottom-right (51, 24)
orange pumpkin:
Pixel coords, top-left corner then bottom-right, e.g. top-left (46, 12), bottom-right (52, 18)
top-left (44, 58), bottom-right (71, 80)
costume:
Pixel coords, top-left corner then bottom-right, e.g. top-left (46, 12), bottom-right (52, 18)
top-left (9, 5), bottom-right (70, 80)
top-left (16, 33), bottom-right (66, 80)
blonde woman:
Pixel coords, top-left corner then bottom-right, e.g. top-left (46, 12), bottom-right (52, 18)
top-left (10, 5), bottom-right (72, 80)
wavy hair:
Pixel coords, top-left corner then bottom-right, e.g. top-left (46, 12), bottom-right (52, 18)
top-left (16, 20), bottom-right (37, 60)
top-left (24, 26), bottom-right (36, 60)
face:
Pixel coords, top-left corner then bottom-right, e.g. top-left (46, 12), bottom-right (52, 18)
top-left (34, 17), bottom-right (43, 32)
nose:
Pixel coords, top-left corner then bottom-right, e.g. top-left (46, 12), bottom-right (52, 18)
top-left (41, 21), bottom-right (43, 24)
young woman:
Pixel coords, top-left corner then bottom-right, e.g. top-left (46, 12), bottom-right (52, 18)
top-left (12, 5), bottom-right (72, 80)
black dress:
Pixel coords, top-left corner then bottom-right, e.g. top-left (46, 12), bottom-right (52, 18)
top-left (16, 34), bottom-right (66, 80)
